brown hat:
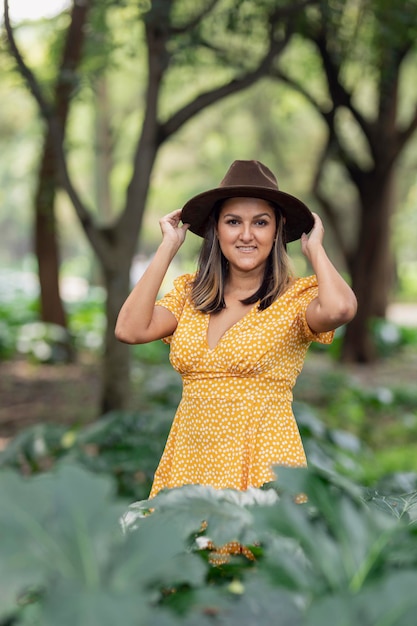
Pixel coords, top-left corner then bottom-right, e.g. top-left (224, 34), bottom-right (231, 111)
top-left (181, 160), bottom-right (314, 242)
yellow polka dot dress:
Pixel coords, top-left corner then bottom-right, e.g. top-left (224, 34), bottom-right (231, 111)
top-left (149, 273), bottom-right (333, 499)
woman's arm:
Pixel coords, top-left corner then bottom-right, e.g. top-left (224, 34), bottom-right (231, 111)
top-left (302, 213), bottom-right (357, 333)
top-left (115, 209), bottom-right (189, 344)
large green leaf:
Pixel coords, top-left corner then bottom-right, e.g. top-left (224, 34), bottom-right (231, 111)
top-left (180, 579), bottom-right (303, 626)
top-left (254, 467), bottom-right (402, 593)
top-left (0, 465), bottom-right (127, 618)
top-left (2, 462), bottom-right (417, 625)
top-left (113, 512), bottom-right (205, 590)
top-left (306, 571), bottom-right (417, 626)
top-left (41, 581), bottom-right (146, 626)
top-left (0, 465), bottom-right (206, 622)
top-left (366, 490), bottom-right (417, 524)
top-left (129, 485), bottom-right (260, 547)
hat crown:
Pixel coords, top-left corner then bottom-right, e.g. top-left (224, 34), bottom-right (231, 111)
top-left (220, 160), bottom-right (279, 191)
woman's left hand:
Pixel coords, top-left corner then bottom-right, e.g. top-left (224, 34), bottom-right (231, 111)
top-left (301, 212), bottom-right (324, 261)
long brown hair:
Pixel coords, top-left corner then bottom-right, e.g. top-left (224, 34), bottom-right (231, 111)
top-left (191, 201), bottom-right (294, 313)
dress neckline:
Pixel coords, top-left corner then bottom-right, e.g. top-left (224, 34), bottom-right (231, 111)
top-left (203, 277), bottom-right (302, 352)
top-left (205, 302), bottom-right (258, 352)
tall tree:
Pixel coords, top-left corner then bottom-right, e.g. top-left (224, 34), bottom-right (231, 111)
top-left (272, 0), bottom-right (417, 361)
top-left (4, 0), bottom-right (314, 412)
top-left (35, 1), bottom-right (91, 341)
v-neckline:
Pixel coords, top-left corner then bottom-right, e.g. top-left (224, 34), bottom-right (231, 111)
top-left (203, 278), bottom-right (300, 352)
top-left (205, 302), bottom-right (258, 352)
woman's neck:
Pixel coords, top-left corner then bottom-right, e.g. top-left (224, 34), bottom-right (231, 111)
top-left (224, 267), bottom-right (264, 298)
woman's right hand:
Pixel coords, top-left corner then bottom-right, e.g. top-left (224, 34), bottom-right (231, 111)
top-left (159, 209), bottom-right (190, 249)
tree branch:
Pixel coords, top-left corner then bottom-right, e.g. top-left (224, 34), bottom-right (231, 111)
top-left (3, 0), bottom-right (53, 116)
top-left (271, 66), bottom-right (364, 186)
top-left (271, 67), bottom-right (333, 127)
top-left (158, 23), bottom-right (292, 144)
top-left (172, 0), bottom-right (317, 37)
top-left (313, 30), bottom-right (376, 153)
top-left (311, 133), bottom-right (352, 266)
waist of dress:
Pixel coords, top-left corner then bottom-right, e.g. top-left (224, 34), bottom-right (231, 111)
top-left (181, 375), bottom-right (292, 401)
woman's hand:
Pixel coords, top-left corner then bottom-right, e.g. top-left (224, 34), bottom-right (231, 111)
top-left (159, 209), bottom-right (189, 249)
top-left (301, 212), bottom-right (324, 262)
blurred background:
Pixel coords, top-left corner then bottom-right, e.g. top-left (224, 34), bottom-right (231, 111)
top-left (2, 2), bottom-right (417, 623)
top-left (1, 0), bottom-right (417, 490)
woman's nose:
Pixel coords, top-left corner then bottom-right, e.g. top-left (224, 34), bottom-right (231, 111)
top-left (239, 224), bottom-right (253, 241)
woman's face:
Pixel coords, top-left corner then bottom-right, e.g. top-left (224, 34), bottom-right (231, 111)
top-left (216, 197), bottom-right (277, 274)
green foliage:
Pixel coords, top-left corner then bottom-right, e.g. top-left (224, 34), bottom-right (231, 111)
top-left (132, 339), bottom-right (171, 365)
top-left (0, 410), bottom-right (170, 502)
top-left (0, 272), bottom-right (39, 359)
top-left (364, 446), bottom-right (417, 483)
top-left (295, 357), bottom-right (417, 483)
top-left (1, 464), bottom-right (417, 625)
top-left (308, 371), bottom-right (417, 449)
top-left (295, 402), bottom-right (365, 481)
top-left (370, 318), bottom-right (417, 357)
top-left (311, 318), bottom-right (417, 361)
top-left (66, 288), bottom-right (106, 351)
top-left (0, 285), bottom-right (106, 361)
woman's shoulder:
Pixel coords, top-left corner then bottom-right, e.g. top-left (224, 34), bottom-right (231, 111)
top-left (263, 276), bottom-right (317, 314)
top-left (278, 275), bottom-right (318, 300)
top-left (291, 274), bottom-right (318, 292)
top-left (171, 271), bottom-right (197, 292)
top-left (155, 272), bottom-right (197, 321)
top-left (287, 275), bottom-right (321, 314)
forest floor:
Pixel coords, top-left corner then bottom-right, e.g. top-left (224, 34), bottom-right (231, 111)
top-left (0, 354), bottom-right (101, 446)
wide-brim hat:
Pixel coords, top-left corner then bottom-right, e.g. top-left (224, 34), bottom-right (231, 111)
top-left (181, 160), bottom-right (314, 242)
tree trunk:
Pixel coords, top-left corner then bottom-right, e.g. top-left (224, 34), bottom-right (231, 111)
top-left (98, 141), bottom-right (157, 413)
top-left (342, 170), bottom-right (395, 362)
top-left (34, 2), bottom-right (90, 340)
top-left (95, 14), bottom-right (166, 414)
top-left (101, 264), bottom-right (131, 414)
top-left (35, 135), bottom-right (67, 329)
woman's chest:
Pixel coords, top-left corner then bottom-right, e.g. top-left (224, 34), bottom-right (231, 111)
top-left (170, 299), bottom-right (301, 374)
top-left (206, 302), bottom-right (255, 351)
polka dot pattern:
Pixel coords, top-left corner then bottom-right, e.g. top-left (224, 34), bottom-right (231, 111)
top-left (149, 273), bottom-right (333, 499)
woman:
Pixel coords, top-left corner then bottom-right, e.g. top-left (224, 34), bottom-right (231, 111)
top-left (116, 160), bottom-right (357, 500)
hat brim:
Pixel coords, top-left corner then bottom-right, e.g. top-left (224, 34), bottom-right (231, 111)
top-left (181, 186), bottom-right (314, 242)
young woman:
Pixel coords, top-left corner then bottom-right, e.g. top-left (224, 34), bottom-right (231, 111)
top-left (116, 160), bottom-right (357, 500)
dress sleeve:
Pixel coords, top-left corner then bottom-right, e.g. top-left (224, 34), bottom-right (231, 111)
top-left (155, 273), bottom-right (194, 343)
top-left (294, 275), bottom-right (335, 344)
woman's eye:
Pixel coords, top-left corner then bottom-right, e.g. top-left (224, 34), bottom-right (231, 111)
top-left (226, 219), bottom-right (239, 225)
top-left (256, 220), bottom-right (268, 226)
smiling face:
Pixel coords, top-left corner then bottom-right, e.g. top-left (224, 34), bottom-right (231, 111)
top-left (216, 197), bottom-right (277, 275)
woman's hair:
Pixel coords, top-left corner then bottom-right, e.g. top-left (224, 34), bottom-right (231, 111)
top-left (191, 200), bottom-right (294, 313)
